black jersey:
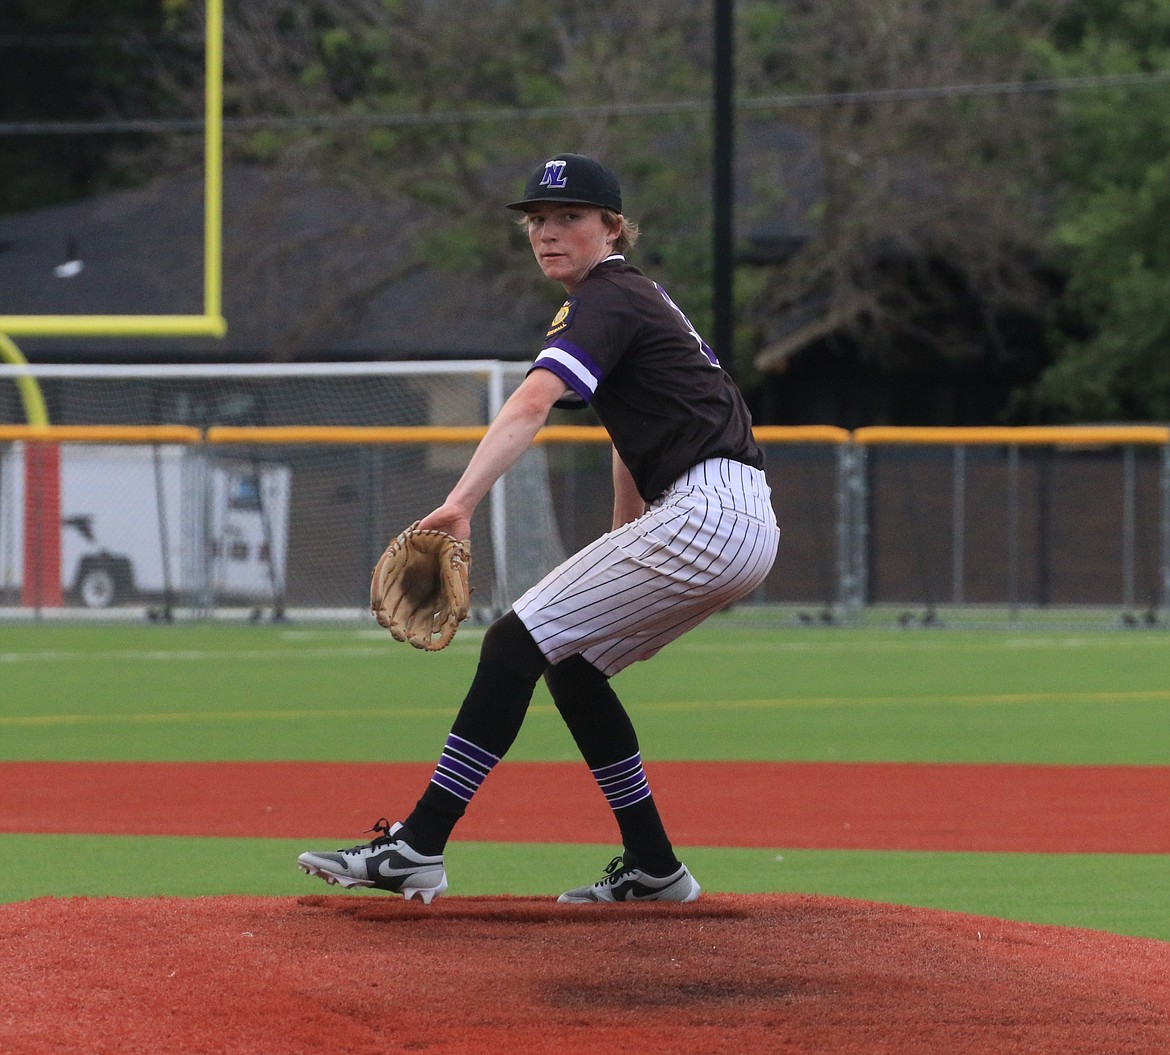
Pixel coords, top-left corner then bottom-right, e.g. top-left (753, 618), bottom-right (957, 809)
top-left (528, 256), bottom-right (764, 501)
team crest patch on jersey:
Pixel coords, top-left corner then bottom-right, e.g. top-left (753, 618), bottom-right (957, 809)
top-left (546, 298), bottom-right (578, 338)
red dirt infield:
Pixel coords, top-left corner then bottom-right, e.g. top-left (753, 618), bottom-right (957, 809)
top-left (3, 760), bottom-right (1168, 1053)
top-left (3, 759), bottom-right (1169, 851)
top-left (2, 893), bottom-right (1168, 1055)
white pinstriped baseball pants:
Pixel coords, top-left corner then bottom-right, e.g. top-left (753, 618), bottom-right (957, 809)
top-left (514, 457), bottom-right (779, 677)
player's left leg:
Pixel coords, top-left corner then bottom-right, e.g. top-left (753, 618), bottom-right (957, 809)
top-left (545, 655), bottom-right (700, 903)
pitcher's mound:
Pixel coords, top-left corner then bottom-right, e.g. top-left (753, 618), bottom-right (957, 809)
top-left (3, 893), bottom-right (1167, 1054)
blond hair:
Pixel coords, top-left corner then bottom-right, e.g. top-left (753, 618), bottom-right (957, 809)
top-left (516, 207), bottom-right (640, 254)
top-left (604, 209), bottom-right (640, 254)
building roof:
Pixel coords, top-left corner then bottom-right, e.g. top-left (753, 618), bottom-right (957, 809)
top-left (0, 165), bottom-right (554, 361)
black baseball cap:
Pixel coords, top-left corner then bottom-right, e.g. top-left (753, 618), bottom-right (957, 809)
top-left (506, 153), bottom-right (623, 213)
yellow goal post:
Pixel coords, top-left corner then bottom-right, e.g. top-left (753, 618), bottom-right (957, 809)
top-left (0, 0), bottom-right (226, 341)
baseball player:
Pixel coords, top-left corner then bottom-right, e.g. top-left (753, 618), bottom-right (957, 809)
top-left (299, 153), bottom-right (780, 903)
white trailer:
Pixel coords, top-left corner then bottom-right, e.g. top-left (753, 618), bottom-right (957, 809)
top-left (0, 442), bottom-right (290, 610)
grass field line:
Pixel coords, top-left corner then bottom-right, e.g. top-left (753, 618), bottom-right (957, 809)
top-left (5, 688), bottom-right (1169, 728)
top-left (633, 689), bottom-right (1170, 710)
top-left (0, 706), bottom-right (440, 727)
top-left (0, 646), bottom-right (459, 664)
top-left (629, 689), bottom-right (1170, 713)
top-left (285, 627), bottom-right (1170, 655)
top-left (679, 635), bottom-right (1170, 655)
top-left (3, 632), bottom-right (1167, 667)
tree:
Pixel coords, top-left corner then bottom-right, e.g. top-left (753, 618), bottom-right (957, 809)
top-left (734, 0), bottom-right (1076, 401)
top-left (214, 1), bottom-right (1082, 386)
top-left (6, 0), bottom-right (1101, 395)
top-left (0, 0), bottom-right (198, 213)
top-left (1028, 0), bottom-right (1170, 421)
top-left (208, 0), bottom-right (720, 356)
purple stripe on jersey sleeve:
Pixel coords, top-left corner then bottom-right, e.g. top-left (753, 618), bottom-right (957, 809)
top-left (530, 339), bottom-right (604, 404)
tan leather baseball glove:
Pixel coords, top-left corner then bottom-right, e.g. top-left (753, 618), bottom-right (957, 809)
top-left (370, 522), bottom-right (471, 651)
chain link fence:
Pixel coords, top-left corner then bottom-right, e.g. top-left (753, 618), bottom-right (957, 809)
top-left (3, 365), bottom-right (1168, 627)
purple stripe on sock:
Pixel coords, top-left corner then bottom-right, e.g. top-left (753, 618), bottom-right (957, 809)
top-left (609, 783), bottom-right (652, 810)
top-left (592, 751), bottom-right (654, 812)
top-left (431, 771), bottom-right (477, 802)
top-left (438, 754), bottom-right (489, 785)
top-left (596, 761), bottom-right (642, 783)
top-left (429, 734), bottom-right (500, 804)
top-left (598, 772), bottom-right (647, 796)
top-left (447, 733), bottom-right (500, 769)
top-left (591, 753), bottom-right (642, 782)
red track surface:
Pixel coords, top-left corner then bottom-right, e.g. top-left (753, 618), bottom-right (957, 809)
top-left (3, 760), bottom-right (1168, 1054)
top-left (3, 760), bottom-right (1168, 851)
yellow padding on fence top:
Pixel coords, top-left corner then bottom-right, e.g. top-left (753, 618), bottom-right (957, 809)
top-left (205, 425), bottom-right (615, 445)
top-left (205, 424), bottom-right (854, 445)
top-left (0, 425), bottom-right (202, 444)
top-left (1, 424), bottom-right (1167, 448)
top-left (754, 426), bottom-right (852, 444)
top-left (205, 426), bottom-right (489, 445)
top-left (854, 425), bottom-right (1170, 446)
top-left (210, 424), bottom-right (1159, 447)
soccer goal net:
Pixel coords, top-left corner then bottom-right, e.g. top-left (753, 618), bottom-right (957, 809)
top-left (0, 361), bottom-right (576, 618)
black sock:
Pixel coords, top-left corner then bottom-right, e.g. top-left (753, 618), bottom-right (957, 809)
top-left (405, 612), bottom-right (547, 855)
top-left (545, 656), bottom-right (680, 876)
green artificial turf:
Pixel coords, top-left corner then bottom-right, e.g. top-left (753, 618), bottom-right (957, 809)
top-left (2, 616), bottom-right (1166, 939)
top-left (2, 618), bottom-right (1168, 763)
top-left (1, 834), bottom-right (1164, 941)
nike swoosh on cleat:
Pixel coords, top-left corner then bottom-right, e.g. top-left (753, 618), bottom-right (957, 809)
top-left (611, 879), bottom-right (678, 901)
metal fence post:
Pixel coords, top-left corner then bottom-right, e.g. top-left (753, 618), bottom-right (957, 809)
top-left (1007, 444), bottom-right (1021, 619)
top-left (952, 444), bottom-right (966, 606)
top-left (1122, 445), bottom-right (1136, 612)
top-left (487, 362), bottom-right (509, 609)
top-left (836, 440), bottom-right (867, 619)
top-left (1162, 443), bottom-right (1170, 617)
